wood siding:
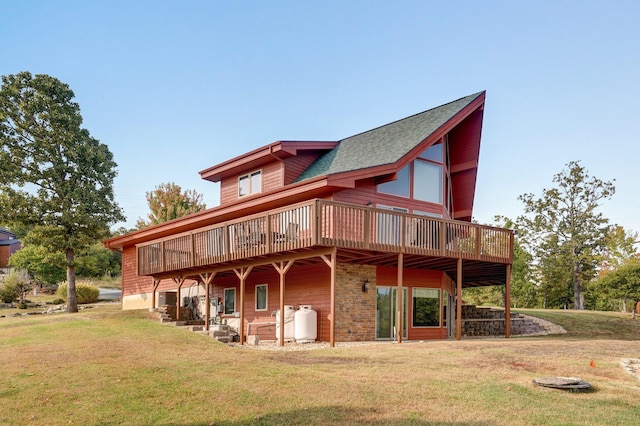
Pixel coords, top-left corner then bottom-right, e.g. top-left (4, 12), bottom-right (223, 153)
top-left (283, 153), bottom-right (324, 184)
top-left (333, 180), bottom-right (446, 218)
top-left (211, 264), bottom-right (331, 342)
top-left (0, 241), bottom-right (20, 268)
top-left (219, 162), bottom-right (284, 206)
top-left (122, 246), bottom-right (155, 297)
top-left (449, 109), bottom-right (482, 218)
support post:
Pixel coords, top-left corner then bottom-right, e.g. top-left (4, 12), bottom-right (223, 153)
top-left (397, 253), bottom-right (403, 344)
top-left (173, 276), bottom-right (186, 321)
top-left (233, 267), bottom-right (253, 345)
top-left (321, 249), bottom-right (337, 347)
top-left (272, 260), bottom-right (295, 347)
top-left (200, 272), bottom-right (216, 331)
top-left (456, 258), bottom-right (462, 340)
top-left (151, 278), bottom-right (160, 310)
top-left (505, 264), bottom-right (512, 338)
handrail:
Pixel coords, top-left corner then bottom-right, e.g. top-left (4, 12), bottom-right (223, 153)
top-left (137, 199), bottom-right (513, 276)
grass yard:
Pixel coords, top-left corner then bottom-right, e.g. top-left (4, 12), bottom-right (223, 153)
top-left (1, 305), bottom-right (639, 426)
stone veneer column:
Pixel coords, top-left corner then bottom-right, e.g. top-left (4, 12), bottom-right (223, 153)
top-left (334, 263), bottom-right (377, 342)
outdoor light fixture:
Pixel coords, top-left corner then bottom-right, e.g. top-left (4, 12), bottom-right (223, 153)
top-left (362, 278), bottom-right (370, 293)
top-left (366, 201), bottom-right (373, 207)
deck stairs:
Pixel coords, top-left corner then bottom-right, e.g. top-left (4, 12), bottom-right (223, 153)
top-left (156, 305), bottom-right (237, 342)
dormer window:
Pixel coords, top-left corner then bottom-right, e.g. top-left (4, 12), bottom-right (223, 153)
top-left (238, 170), bottom-right (261, 198)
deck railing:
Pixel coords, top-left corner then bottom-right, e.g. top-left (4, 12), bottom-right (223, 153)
top-left (137, 199), bottom-right (513, 276)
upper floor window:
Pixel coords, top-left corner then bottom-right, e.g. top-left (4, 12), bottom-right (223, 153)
top-left (238, 170), bottom-right (261, 198)
top-left (418, 142), bottom-right (443, 163)
top-left (377, 165), bottom-right (410, 198)
top-left (376, 140), bottom-right (448, 208)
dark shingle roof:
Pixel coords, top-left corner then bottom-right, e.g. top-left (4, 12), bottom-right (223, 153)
top-left (296, 92), bottom-right (484, 182)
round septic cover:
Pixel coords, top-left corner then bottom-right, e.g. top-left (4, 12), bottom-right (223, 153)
top-left (533, 377), bottom-right (592, 390)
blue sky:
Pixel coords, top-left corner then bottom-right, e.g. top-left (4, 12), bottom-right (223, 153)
top-left (1, 1), bottom-right (639, 233)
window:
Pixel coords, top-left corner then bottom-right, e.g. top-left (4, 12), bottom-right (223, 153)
top-left (377, 165), bottom-right (410, 197)
top-left (414, 160), bottom-right (442, 203)
top-left (412, 288), bottom-right (440, 327)
top-left (442, 290), bottom-right (448, 328)
top-left (375, 205), bottom-right (408, 245)
top-left (413, 210), bottom-right (443, 218)
top-left (376, 140), bottom-right (449, 211)
top-left (238, 170), bottom-right (261, 197)
top-left (255, 284), bottom-right (268, 311)
top-left (418, 142), bottom-right (443, 162)
top-left (224, 288), bottom-right (236, 315)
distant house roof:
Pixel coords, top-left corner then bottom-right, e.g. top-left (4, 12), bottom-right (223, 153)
top-left (0, 228), bottom-right (17, 239)
top-left (0, 239), bottom-right (20, 246)
top-left (296, 92), bottom-right (484, 182)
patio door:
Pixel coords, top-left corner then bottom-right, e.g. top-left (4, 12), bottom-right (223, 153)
top-left (376, 286), bottom-right (408, 340)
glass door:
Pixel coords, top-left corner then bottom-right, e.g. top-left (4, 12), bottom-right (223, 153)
top-left (376, 286), bottom-right (408, 339)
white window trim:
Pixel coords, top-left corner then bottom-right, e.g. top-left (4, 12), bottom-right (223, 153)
top-left (255, 284), bottom-right (268, 311)
top-left (238, 170), bottom-right (262, 198)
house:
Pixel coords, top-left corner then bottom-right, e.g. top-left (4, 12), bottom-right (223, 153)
top-left (0, 228), bottom-right (21, 271)
top-left (105, 91), bottom-right (514, 346)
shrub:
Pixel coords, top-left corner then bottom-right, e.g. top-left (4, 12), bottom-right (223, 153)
top-left (56, 282), bottom-right (100, 304)
top-left (49, 298), bottom-right (65, 305)
top-left (0, 282), bottom-right (19, 303)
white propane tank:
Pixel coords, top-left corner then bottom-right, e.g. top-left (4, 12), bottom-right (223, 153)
top-left (294, 305), bottom-right (317, 342)
top-left (275, 305), bottom-right (296, 341)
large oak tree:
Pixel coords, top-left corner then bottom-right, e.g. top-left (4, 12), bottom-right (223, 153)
top-left (0, 72), bottom-right (124, 312)
top-left (517, 161), bottom-right (615, 309)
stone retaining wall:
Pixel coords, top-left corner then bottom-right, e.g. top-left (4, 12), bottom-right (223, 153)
top-left (462, 305), bottom-right (546, 337)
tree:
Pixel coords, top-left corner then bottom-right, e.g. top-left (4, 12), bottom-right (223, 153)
top-left (3, 269), bottom-right (32, 305)
top-left (0, 72), bottom-right (124, 313)
top-left (136, 182), bottom-right (206, 228)
top-left (75, 241), bottom-right (121, 278)
top-left (600, 225), bottom-right (638, 273)
top-left (8, 243), bottom-right (66, 287)
top-left (517, 161), bottom-right (615, 309)
top-left (594, 261), bottom-right (640, 319)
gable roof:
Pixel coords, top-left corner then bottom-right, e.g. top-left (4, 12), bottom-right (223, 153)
top-left (296, 92), bottom-right (485, 182)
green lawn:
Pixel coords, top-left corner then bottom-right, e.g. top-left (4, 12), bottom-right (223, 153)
top-left (1, 306), bottom-right (639, 425)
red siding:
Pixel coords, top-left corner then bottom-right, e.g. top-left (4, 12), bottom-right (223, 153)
top-left (0, 246), bottom-right (10, 268)
top-left (121, 246), bottom-right (155, 296)
top-left (211, 264), bottom-right (331, 342)
top-left (262, 162), bottom-right (283, 192)
top-left (449, 110), bottom-right (482, 217)
top-left (219, 162), bottom-right (284, 206)
top-left (283, 153), bottom-right (324, 184)
top-left (333, 180), bottom-right (446, 217)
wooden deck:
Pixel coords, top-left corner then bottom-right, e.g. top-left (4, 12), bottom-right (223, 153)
top-left (136, 199), bottom-right (513, 279)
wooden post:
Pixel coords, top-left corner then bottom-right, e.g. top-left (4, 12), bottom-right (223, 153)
top-left (200, 272), bottom-right (216, 331)
top-left (272, 261), bottom-right (295, 347)
top-left (233, 267), bottom-right (253, 345)
top-left (397, 253), bottom-right (403, 344)
top-left (173, 276), bottom-right (186, 321)
top-left (505, 264), bottom-right (512, 338)
top-left (321, 249), bottom-right (337, 347)
top-left (456, 258), bottom-right (462, 340)
top-left (151, 278), bottom-right (160, 310)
